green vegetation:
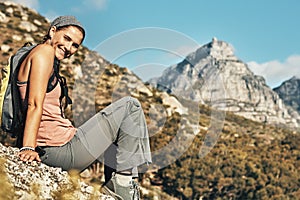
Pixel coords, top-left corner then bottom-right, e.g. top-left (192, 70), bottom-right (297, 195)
top-left (151, 107), bottom-right (300, 199)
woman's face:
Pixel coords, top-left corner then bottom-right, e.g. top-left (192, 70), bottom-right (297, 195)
top-left (49, 26), bottom-right (84, 60)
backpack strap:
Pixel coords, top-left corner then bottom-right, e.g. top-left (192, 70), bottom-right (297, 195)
top-left (46, 72), bottom-right (59, 93)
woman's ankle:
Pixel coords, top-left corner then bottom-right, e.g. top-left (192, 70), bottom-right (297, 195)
top-left (115, 172), bottom-right (132, 187)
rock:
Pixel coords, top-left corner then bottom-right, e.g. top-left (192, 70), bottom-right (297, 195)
top-left (23, 33), bottom-right (34, 42)
top-left (0, 11), bottom-right (8, 23)
top-left (33, 19), bottom-right (42, 26)
top-left (6, 7), bottom-right (14, 15)
top-left (12, 34), bottom-right (23, 41)
top-left (0, 44), bottom-right (11, 53)
top-left (0, 143), bottom-right (114, 200)
top-left (19, 21), bottom-right (38, 32)
top-left (3, 1), bottom-right (17, 7)
top-left (161, 92), bottom-right (188, 116)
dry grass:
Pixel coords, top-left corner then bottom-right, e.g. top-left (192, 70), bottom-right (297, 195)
top-left (0, 157), bottom-right (16, 200)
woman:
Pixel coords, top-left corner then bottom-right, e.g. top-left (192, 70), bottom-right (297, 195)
top-left (17, 15), bottom-right (152, 199)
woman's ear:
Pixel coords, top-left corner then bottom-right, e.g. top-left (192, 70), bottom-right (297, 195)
top-left (48, 26), bottom-right (57, 39)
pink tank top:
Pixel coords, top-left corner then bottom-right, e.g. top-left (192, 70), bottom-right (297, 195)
top-left (18, 81), bottom-right (76, 146)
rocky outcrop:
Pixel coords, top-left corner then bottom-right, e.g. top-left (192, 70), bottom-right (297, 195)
top-left (0, 1), bottom-right (48, 63)
top-left (0, 143), bottom-right (113, 199)
top-left (273, 76), bottom-right (300, 114)
top-left (150, 38), bottom-right (300, 127)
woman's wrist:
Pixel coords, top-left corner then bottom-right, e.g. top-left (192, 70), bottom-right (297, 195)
top-left (19, 146), bottom-right (35, 152)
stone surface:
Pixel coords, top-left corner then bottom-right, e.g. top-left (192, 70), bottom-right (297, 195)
top-left (0, 143), bottom-right (114, 200)
top-left (0, 44), bottom-right (10, 52)
top-left (19, 21), bottom-right (38, 32)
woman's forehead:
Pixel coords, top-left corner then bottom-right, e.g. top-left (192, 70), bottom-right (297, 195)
top-left (59, 26), bottom-right (84, 43)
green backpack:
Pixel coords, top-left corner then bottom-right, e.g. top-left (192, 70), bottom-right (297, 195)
top-left (0, 43), bottom-right (36, 143)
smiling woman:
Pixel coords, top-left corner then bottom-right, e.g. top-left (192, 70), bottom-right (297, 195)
top-left (16, 15), bottom-right (151, 199)
top-left (47, 26), bottom-right (83, 59)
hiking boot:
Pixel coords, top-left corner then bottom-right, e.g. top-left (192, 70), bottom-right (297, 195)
top-left (101, 174), bottom-right (140, 200)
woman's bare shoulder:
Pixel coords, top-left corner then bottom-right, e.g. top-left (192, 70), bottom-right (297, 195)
top-left (28, 43), bottom-right (55, 60)
top-left (26, 44), bottom-right (55, 71)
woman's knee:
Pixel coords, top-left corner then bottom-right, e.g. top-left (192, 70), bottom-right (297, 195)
top-left (121, 96), bottom-right (141, 108)
top-left (130, 97), bottom-right (141, 108)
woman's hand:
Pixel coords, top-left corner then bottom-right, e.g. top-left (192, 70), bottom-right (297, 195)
top-left (18, 150), bottom-right (41, 162)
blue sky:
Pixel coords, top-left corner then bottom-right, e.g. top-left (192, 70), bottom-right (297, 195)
top-left (8, 0), bottom-right (300, 88)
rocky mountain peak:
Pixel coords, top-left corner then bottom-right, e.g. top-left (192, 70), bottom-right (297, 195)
top-left (209, 37), bottom-right (235, 59)
top-left (273, 76), bottom-right (300, 114)
top-left (150, 39), bottom-right (300, 127)
top-left (186, 37), bottom-right (237, 66)
top-left (289, 75), bottom-right (300, 81)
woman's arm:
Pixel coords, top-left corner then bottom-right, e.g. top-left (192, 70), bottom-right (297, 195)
top-left (18, 44), bottom-right (55, 162)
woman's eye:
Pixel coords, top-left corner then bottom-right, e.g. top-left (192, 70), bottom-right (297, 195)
top-left (64, 36), bottom-right (71, 41)
top-left (73, 44), bottom-right (79, 49)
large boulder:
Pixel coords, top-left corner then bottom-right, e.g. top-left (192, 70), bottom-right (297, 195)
top-left (0, 143), bottom-right (113, 200)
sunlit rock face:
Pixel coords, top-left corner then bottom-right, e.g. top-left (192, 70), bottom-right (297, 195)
top-left (274, 76), bottom-right (300, 114)
top-left (150, 38), bottom-right (300, 127)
